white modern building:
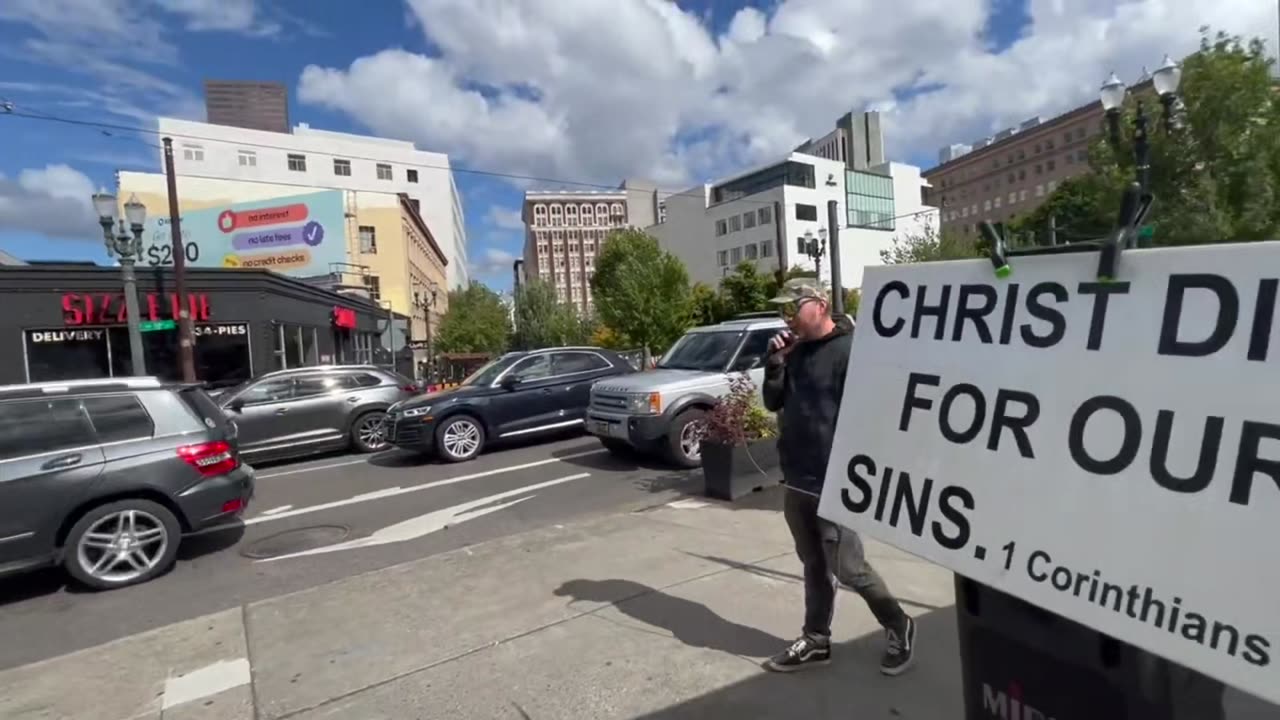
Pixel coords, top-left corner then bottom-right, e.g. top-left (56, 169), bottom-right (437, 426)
top-left (649, 111), bottom-right (937, 290)
top-left (155, 117), bottom-right (469, 288)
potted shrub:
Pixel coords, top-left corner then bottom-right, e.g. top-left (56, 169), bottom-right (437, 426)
top-left (701, 373), bottom-right (780, 501)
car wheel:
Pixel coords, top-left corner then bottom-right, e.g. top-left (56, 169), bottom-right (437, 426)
top-left (350, 411), bottom-right (389, 453)
top-left (435, 415), bottom-right (486, 462)
top-left (665, 408), bottom-right (707, 468)
top-left (63, 499), bottom-right (181, 591)
top-left (600, 438), bottom-right (637, 457)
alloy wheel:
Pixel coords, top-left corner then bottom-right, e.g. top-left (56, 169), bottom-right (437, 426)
top-left (357, 413), bottom-right (388, 450)
top-left (680, 419), bottom-right (704, 462)
top-left (443, 419), bottom-right (481, 459)
top-left (75, 509), bottom-right (170, 585)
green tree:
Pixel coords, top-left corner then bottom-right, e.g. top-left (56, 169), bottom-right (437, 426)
top-left (689, 282), bottom-right (727, 326)
top-left (880, 220), bottom-right (983, 264)
top-left (719, 262), bottom-right (775, 317)
top-left (1012, 28), bottom-right (1279, 247)
top-left (843, 288), bottom-right (861, 318)
top-left (434, 283), bottom-right (512, 354)
top-left (590, 228), bottom-right (693, 360)
top-left (510, 279), bottom-right (589, 350)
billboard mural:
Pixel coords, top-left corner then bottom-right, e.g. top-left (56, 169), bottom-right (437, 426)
top-left (139, 190), bottom-right (347, 278)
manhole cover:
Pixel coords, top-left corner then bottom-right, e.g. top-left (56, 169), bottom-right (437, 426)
top-left (241, 525), bottom-right (350, 559)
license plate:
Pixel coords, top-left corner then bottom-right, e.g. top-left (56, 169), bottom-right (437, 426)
top-left (590, 420), bottom-right (611, 436)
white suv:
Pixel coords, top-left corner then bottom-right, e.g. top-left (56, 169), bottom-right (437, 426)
top-left (585, 315), bottom-right (786, 467)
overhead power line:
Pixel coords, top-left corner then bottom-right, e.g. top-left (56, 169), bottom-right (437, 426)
top-left (0, 104), bottom-right (943, 225)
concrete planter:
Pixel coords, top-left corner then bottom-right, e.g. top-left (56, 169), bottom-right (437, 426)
top-left (702, 438), bottom-right (780, 501)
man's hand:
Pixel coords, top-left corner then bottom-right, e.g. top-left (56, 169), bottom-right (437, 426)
top-left (768, 331), bottom-right (796, 362)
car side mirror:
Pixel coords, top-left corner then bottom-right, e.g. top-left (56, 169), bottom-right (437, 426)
top-left (500, 375), bottom-right (519, 390)
top-left (227, 398), bottom-right (245, 413)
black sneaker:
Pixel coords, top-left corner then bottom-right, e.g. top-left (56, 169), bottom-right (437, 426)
top-left (880, 616), bottom-right (916, 676)
top-left (765, 635), bottom-right (831, 672)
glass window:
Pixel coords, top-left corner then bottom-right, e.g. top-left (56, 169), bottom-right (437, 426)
top-left (730, 330), bottom-right (774, 371)
top-left (376, 163), bottom-right (393, 180)
top-left (238, 378), bottom-right (295, 405)
top-left (292, 374), bottom-right (342, 398)
top-left (83, 395), bottom-right (154, 443)
top-left (717, 250), bottom-right (728, 266)
top-left (334, 159), bottom-right (352, 176)
top-left (796, 237), bottom-right (806, 253)
top-left (359, 225), bottom-right (377, 254)
top-left (744, 243), bottom-right (758, 260)
top-left (238, 150), bottom-right (256, 167)
top-left (195, 323), bottom-right (252, 385)
top-left (552, 352), bottom-right (609, 375)
top-left (795, 204), bottom-right (818, 221)
top-left (729, 215), bottom-right (741, 232)
top-left (658, 331), bottom-right (743, 372)
top-left (0, 398), bottom-right (93, 460)
top-left (510, 354), bottom-right (551, 381)
top-left (715, 219), bottom-right (727, 236)
top-left (24, 329), bottom-right (110, 383)
top-left (303, 327), bottom-right (318, 365)
top-left (364, 275), bottom-right (381, 301)
top-left (287, 154), bottom-right (307, 172)
top-left (182, 144), bottom-right (204, 161)
top-left (407, 169), bottom-right (419, 183)
top-left (758, 206), bottom-right (772, 224)
top-left (730, 247), bottom-right (742, 264)
top-left (339, 372), bottom-right (384, 389)
top-left (272, 323), bottom-right (286, 371)
top-left (285, 326), bottom-right (304, 368)
top-left (760, 241), bottom-right (773, 258)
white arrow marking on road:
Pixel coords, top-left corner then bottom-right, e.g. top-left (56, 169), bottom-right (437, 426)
top-left (257, 472), bottom-right (590, 562)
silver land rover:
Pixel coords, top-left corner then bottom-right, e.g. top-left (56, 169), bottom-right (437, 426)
top-left (585, 314), bottom-right (787, 468)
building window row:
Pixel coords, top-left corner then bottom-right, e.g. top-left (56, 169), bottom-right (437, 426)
top-left (713, 206), bottom-right (773, 237)
top-left (717, 241), bottom-right (773, 267)
top-left (531, 202), bottom-right (624, 228)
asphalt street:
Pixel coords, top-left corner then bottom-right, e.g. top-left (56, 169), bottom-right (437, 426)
top-left (0, 430), bottom-right (706, 670)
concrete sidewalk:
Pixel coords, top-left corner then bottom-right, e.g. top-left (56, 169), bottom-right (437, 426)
top-left (1, 489), bottom-right (1272, 719)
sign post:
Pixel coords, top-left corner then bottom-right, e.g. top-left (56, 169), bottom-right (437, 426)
top-left (818, 240), bottom-right (1279, 715)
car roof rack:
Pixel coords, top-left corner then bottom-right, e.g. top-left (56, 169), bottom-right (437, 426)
top-left (0, 376), bottom-right (167, 400)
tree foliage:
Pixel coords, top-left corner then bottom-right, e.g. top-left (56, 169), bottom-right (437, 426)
top-left (879, 218), bottom-right (983, 264)
top-left (719, 262), bottom-right (777, 318)
top-left (510, 279), bottom-right (591, 350)
top-left (1010, 28), bottom-right (1280, 247)
top-left (689, 282), bottom-right (727, 326)
top-left (589, 228), bottom-right (693, 354)
top-left (434, 283), bottom-right (512, 354)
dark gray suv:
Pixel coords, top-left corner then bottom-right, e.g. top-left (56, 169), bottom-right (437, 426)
top-left (215, 365), bottom-right (416, 464)
top-left (0, 377), bottom-right (254, 590)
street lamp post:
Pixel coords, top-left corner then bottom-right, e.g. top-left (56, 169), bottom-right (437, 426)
top-left (803, 228), bottom-right (828, 282)
top-left (1100, 54), bottom-right (1184, 196)
top-left (92, 191), bottom-right (148, 376)
top-left (413, 283), bottom-right (439, 382)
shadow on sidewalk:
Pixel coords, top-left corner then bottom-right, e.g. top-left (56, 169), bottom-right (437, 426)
top-left (554, 579), bottom-right (787, 658)
top-left (629, 606), bottom-right (962, 719)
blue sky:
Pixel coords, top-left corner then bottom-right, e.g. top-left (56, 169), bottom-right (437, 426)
top-left (0, 0), bottom-right (1267, 290)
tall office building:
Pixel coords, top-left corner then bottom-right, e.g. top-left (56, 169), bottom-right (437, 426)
top-left (204, 80), bottom-right (290, 134)
top-left (520, 179), bottom-right (665, 313)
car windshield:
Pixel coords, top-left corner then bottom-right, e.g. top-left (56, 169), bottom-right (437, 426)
top-left (461, 354), bottom-right (523, 386)
top-left (657, 331), bottom-right (744, 372)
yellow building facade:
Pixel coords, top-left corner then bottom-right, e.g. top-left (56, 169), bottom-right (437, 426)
top-left (116, 172), bottom-right (448, 364)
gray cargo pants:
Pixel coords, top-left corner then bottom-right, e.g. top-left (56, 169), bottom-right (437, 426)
top-left (783, 487), bottom-right (907, 638)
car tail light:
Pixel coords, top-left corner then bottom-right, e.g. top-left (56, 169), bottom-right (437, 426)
top-left (402, 384), bottom-right (418, 392)
top-left (177, 440), bottom-right (239, 477)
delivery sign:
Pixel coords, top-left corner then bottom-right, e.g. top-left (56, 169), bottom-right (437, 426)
top-left (140, 190), bottom-right (346, 277)
top-left (817, 242), bottom-right (1280, 703)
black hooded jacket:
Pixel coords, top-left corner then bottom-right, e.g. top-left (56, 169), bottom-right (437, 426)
top-left (761, 317), bottom-right (853, 496)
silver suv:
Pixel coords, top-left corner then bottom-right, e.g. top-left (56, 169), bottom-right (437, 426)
top-left (0, 377), bottom-right (253, 590)
top-left (215, 365), bottom-right (416, 463)
top-left (585, 315), bottom-right (787, 467)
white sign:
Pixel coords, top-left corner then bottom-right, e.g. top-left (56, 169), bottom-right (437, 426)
top-left (818, 242), bottom-right (1280, 703)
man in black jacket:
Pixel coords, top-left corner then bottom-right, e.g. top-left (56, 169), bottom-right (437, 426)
top-left (761, 279), bottom-right (916, 676)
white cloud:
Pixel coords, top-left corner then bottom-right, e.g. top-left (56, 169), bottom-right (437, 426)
top-left (486, 206), bottom-right (525, 230)
top-left (469, 247), bottom-right (519, 278)
top-left (297, 0), bottom-right (1269, 189)
top-left (0, 164), bottom-right (100, 240)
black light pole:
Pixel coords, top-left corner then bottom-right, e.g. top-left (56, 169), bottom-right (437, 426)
top-left (1100, 55), bottom-right (1183, 197)
top-left (92, 191), bottom-right (147, 375)
top-left (803, 228), bottom-right (827, 281)
top-left (826, 200), bottom-right (844, 316)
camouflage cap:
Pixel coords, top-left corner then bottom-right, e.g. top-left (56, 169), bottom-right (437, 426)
top-left (769, 278), bottom-right (830, 304)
